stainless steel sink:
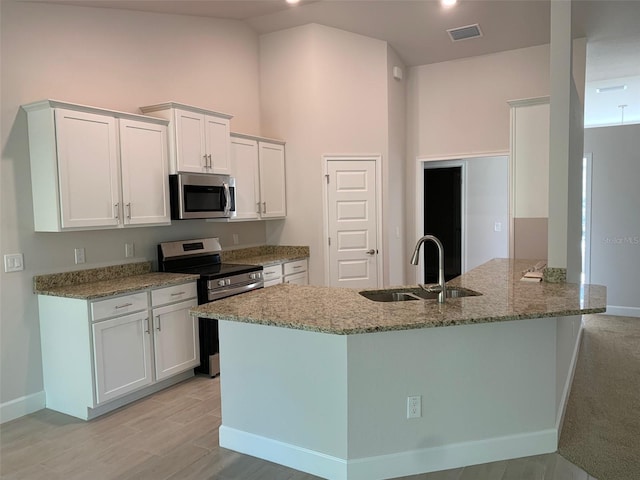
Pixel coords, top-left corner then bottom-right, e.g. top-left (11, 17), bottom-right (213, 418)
top-left (359, 286), bottom-right (482, 302)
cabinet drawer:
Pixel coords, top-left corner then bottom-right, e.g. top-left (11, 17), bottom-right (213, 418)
top-left (284, 271), bottom-right (308, 285)
top-left (91, 292), bottom-right (148, 322)
top-left (263, 264), bottom-right (282, 280)
top-left (264, 278), bottom-right (283, 288)
top-left (151, 282), bottom-right (197, 307)
top-left (284, 259), bottom-right (307, 276)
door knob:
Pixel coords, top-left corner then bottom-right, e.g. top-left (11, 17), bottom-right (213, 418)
top-left (365, 249), bottom-right (376, 255)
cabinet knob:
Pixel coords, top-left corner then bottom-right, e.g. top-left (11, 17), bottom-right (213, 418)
top-left (365, 249), bottom-right (376, 256)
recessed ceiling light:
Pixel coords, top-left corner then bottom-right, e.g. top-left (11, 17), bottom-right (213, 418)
top-left (441, 0), bottom-right (457, 7)
top-left (596, 85), bottom-right (627, 93)
top-left (286, 0), bottom-right (300, 4)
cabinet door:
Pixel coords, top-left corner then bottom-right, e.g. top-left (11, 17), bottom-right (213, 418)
top-left (284, 271), bottom-right (308, 285)
top-left (152, 299), bottom-right (199, 381)
top-left (93, 310), bottom-right (153, 404)
top-left (119, 119), bottom-right (171, 225)
top-left (204, 114), bottom-right (231, 174)
top-left (230, 136), bottom-right (260, 220)
top-left (259, 142), bottom-right (286, 218)
top-left (174, 109), bottom-right (207, 173)
top-left (55, 108), bottom-right (120, 228)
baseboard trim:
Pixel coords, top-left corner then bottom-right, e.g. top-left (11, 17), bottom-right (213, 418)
top-left (555, 319), bottom-right (584, 434)
top-left (605, 305), bottom-right (640, 318)
top-left (0, 390), bottom-right (46, 424)
top-left (219, 425), bottom-right (348, 480)
top-left (220, 425), bottom-right (557, 480)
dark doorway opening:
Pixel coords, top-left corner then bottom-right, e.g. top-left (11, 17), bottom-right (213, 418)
top-left (424, 166), bottom-right (462, 283)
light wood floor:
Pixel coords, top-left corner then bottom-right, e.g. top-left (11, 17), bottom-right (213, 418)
top-left (0, 376), bottom-right (596, 480)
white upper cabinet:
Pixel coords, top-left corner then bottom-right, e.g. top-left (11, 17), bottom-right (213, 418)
top-left (55, 108), bottom-right (121, 229)
top-left (230, 133), bottom-right (286, 221)
top-left (230, 135), bottom-right (260, 220)
top-left (119, 119), bottom-right (170, 225)
top-left (22, 100), bottom-right (171, 232)
top-left (140, 102), bottom-right (232, 175)
top-left (259, 141), bottom-right (286, 218)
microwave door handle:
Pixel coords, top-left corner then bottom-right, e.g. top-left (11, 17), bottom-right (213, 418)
top-left (223, 182), bottom-right (231, 216)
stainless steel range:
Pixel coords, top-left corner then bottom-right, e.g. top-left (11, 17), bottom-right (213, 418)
top-left (158, 237), bottom-right (263, 376)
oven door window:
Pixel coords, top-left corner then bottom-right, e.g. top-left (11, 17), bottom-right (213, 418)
top-left (183, 185), bottom-right (225, 212)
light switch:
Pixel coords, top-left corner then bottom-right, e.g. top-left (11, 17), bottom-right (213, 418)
top-left (494, 222), bottom-right (502, 232)
top-left (4, 253), bottom-right (24, 272)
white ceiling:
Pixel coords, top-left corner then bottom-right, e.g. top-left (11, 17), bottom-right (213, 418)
top-left (28, 0), bottom-right (640, 125)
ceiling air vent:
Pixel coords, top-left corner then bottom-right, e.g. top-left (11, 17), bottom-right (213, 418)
top-left (447, 24), bottom-right (483, 42)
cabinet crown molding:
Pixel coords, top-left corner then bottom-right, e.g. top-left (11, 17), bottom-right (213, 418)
top-left (139, 101), bottom-right (233, 119)
top-left (21, 99), bottom-right (169, 125)
top-left (231, 132), bottom-right (285, 145)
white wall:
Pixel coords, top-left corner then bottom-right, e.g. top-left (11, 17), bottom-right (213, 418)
top-left (405, 45), bottom-right (551, 269)
top-left (385, 46), bottom-right (407, 286)
top-left (260, 24), bottom-right (391, 286)
top-left (0, 1), bottom-right (266, 411)
top-left (465, 156), bottom-right (509, 271)
top-left (585, 124), bottom-right (640, 316)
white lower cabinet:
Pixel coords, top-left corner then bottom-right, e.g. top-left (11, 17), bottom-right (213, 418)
top-left (38, 280), bottom-right (198, 420)
top-left (93, 310), bottom-right (153, 404)
top-left (262, 259), bottom-right (309, 287)
top-left (152, 299), bottom-right (199, 381)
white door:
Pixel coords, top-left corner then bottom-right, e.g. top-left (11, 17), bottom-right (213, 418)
top-left (174, 109), bottom-right (206, 173)
top-left (152, 299), bottom-right (199, 381)
top-left (259, 142), bottom-right (286, 218)
top-left (92, 310), bottom-right (153, 404)
top-left (204, 114), bottom-right (231, 174)
top-left (326, 158), bottom-right (380, 288)
top-left (55, 108), bottom-right (120, 229)
top-left (119, 119), bottom-right (170, 226)
top-left (230, 136), bottom-right (260, 220)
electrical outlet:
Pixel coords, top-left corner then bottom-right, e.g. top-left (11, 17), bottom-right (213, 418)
top-left (4, 253), bottom-right (24, 272)
top-left (407, 395), bottom-right (421, 419)
top-left (232, 233), bottom-right (239, 245)
top-left (125, 242), bottom-right (135, 258)
top-left (74, 247), bottom-right (85, 264)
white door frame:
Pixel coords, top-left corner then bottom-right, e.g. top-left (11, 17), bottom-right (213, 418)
top-left (322, 155), bottom-right (384, 288)
top-left (414, 151), bottom-right (509, 284)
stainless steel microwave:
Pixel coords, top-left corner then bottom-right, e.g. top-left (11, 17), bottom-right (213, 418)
top-left (169, 173), bottom-right (236, 220)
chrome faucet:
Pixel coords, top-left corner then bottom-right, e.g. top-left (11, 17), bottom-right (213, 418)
top-left (410, 235), bottom-right (446, 303)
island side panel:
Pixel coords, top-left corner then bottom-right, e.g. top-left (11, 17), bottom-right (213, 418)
top-left (345, 317), bottom-right (559, 479)
top-left (555, 315), bottom-right (583, 430)
top-left (218, 321), bottom-right (349, 479)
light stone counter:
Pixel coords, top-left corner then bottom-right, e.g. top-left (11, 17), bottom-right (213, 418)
top-left (34, 262), bottom-right (199, 299)
top-left (222, 245), bottom-right (309, 266)
top-left (191, 258), bottom-right (606, 334)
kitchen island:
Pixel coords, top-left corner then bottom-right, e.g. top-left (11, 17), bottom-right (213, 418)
top-left (191, 259), bottom-right (606, 480)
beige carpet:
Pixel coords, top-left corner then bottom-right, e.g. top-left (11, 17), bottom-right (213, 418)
top-left (558, 314), bottom-right (640, 480)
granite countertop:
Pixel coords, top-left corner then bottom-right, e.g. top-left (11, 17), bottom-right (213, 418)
top-left (191, 258), bottom-right (607, 335)
top-left (33, 262), bottom-right (199, 299)
top-left (222, 245), bottom-right (309, 267)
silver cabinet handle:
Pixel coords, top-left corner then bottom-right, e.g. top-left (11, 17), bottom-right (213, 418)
top-left (115, 302), bottom-right (133, 309)
top-left (125, 203), bottom-right (131, 219)
top-left (114, 203), bottom-right (119, 219)
top-left (262, 202), bottom-right (266, 214)
top-left (365, 249), bottom-right (376, 255)
top-left (203, 154), bottom-right (208, 168)
top-left (144, 318), bottom-right (150, 334)
top-left (256, 202), bottom-right (261, 214)
top-left (292, 265), bottom-right (303, 270)
top-left (207, 154), bottom-right (212, 168)
top-left (170, 291), bottom-right (186, 296)
top-left (156, 315), bottom-right (161, 332)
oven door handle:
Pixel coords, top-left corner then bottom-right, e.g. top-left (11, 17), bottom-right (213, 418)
top-left (223, 182), bottom-right (231, 216)
top-left (208, 281), bottom-right (263, 302)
